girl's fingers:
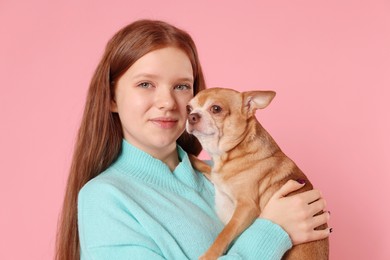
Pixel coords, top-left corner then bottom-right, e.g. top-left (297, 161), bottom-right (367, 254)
top-left (295, 189), bottom-right (322, 204)
top-left (308, 198), bottom-right (327, 216)
top-left (311, 210), bottom-right (330, 230)
top-left (308, 227), bottom-right (332, 243)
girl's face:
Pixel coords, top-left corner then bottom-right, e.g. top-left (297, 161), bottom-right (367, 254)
top-left (111, 47), bottom-right (194, 159)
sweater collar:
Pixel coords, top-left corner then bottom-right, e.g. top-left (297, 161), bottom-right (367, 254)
top-left (111, 139), bottom-right (204, 192)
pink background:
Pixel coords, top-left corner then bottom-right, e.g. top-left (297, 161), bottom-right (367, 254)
top-left (1, 0), bottom-right (389, 259)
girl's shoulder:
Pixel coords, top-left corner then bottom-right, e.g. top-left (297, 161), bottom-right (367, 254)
top-left (78, 166), bottom-right (129, 202)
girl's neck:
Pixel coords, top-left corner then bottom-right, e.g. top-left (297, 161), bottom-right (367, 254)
top-left (129, 141), bottom-right (179, 172)
top-left (158, 149), bottom-right (180, 172)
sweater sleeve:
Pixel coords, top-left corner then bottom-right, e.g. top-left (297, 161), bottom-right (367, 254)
top-left (221, 219), bottom-right (292, 259)
top-left (78, 180), bottom-right (167, 260)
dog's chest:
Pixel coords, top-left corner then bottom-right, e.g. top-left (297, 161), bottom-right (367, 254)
top-left (212, 175), bottom-right (235, 224)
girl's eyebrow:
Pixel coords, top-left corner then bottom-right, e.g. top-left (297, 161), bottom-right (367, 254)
top-left (132, 73), bottom-right (159, 80)
top-left (133, 73), bottom-right (194, 83)
top-left (177, 77), bottom-right (194, 83)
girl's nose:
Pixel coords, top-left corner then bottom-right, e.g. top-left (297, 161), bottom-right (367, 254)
top-left (156, 88), bottom-right (176, 110)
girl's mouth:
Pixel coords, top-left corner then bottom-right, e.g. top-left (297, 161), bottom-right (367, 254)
top-left (150, 117), bottom-right (178, 129)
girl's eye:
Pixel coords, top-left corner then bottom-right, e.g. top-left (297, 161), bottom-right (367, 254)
top-left (138, 82), bottom-right (152, 88)
top-left (175, 84), bottom-right (191, 91)
top-left (211, 105), bottom-right (222, 114)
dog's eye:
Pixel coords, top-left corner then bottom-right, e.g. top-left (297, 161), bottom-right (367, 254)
top-left (211, 105), bottom-right (222, 114)
top-left (186, 105), bottom-right (193, 114)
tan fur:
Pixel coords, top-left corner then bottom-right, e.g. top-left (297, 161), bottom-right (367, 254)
top-left (186, 88), bottom-right (329, 260)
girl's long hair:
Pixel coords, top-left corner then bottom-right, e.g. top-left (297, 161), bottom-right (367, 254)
top-left (55, 20), bottom-right (205, 260)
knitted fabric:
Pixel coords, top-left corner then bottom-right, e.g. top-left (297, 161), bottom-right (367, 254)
top-left (78, 139), bottom-right (292, 259)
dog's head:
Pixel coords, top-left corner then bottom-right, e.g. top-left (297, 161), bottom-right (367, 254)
top-left (186, 88), bottom-right (276, 155)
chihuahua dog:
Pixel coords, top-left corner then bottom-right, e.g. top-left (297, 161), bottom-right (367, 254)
top-left (186, 88), bottom-right (329, 260)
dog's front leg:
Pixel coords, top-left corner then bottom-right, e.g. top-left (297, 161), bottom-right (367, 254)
top-left (200, 199), bottom-right (260, 260)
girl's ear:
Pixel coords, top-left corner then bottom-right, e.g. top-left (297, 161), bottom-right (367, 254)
top-left (242, 90), bottom-right (276, 116)
top-left (110, 97), bottom-right (118, 112)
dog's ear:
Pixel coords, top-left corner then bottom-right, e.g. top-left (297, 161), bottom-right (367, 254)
top-left (242, 91), bottom-right (276, 116)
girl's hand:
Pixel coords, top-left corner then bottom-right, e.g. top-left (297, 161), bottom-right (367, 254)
top-left (260, 180), bottom-right (331, 245)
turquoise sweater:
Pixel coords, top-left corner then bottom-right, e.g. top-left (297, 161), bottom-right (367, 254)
top-left (78, 140), bottom-right (292, 259)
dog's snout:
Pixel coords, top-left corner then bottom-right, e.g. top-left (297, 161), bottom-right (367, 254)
top-left (188, 113), bottom-right (201, 125)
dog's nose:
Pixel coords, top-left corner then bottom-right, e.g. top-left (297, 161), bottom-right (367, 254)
top-left (188, 113), bottom-right (201, 125)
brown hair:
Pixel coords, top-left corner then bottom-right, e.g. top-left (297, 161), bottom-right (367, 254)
top-left (55, 19), bottom-right (205, 260)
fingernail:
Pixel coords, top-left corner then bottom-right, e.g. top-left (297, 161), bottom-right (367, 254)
top-left (296, 179), bottom-right (306, 184)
